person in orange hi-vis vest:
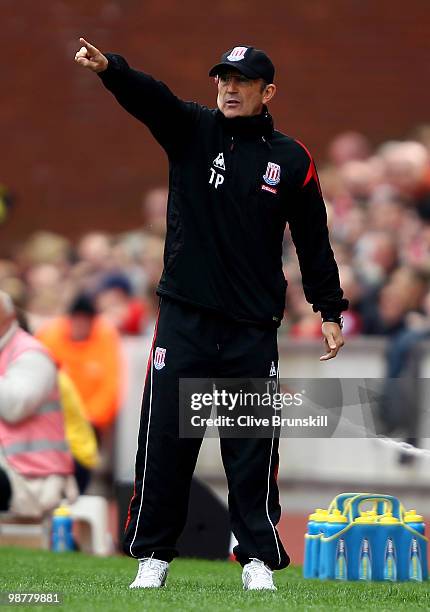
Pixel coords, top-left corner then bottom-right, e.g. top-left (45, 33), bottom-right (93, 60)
top-left (36, 293), bottom-right (122, 433)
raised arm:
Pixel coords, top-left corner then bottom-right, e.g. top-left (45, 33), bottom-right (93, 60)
top-left (74, 38), bottom-right (199, 155)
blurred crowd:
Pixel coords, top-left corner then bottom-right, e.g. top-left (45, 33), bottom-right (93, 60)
top-left (0, 186), bottom-right (167, 339)
top-left (286, 125), bottom-right (430, 339)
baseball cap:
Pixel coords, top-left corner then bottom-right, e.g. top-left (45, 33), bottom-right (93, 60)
top-left (68, 293), bottom-right (96, 317)
top-left (209, 46), bottom-right (275, 83)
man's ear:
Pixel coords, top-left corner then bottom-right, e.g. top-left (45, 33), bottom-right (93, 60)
top-left (263, 83), bottom-right (277, 105)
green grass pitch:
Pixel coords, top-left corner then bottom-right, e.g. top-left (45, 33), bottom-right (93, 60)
top-left (1, 548), bottom-right (429, 611)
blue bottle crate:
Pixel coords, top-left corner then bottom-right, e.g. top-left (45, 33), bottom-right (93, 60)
top-left (304, 493), bottom-right (428, 582)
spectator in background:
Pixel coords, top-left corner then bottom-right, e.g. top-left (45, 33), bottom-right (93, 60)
top-left (72, 232), bottom-right (115, 293)
top-left (338, 159), bottom-right (381, 204)
top-left (77, 232), bottom-right (113, 269)
top-left (14, 231), bottom-right (72, 273)
top-left (379, 141), bottom-right (430, 200)
top-left (354, 231), bottom-right (399, 289)
top-left (24, 262), bottom-right (75, 327)
top-left (36, 293), bottom-right (122, 433)
top-left (95, 273), bottom-right (149, 335)
top-left (360, 267), bottom-right (428, 336)
top-left (6, 232), bottom-right (73, 327)
top-left (328, 131), bottom-right (372, 167)
top-left (0, 291), bottom-right (77, 516)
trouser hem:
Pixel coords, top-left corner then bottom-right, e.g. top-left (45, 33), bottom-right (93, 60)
top-left (234, 547), bottom-right (291, 571)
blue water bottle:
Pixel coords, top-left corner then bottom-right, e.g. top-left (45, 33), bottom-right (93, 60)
top-left (51, 505), bottom-right (74, 552)
top-left (303, 508), bottom-right (329, 578)
top-left (402, 510), bottom-right (427, 581)
top-left (372, 512), bottom-right (400, 581)
top-left (319, 509), bottom-right (348, 580)
top-left (353, 512), bottom-right (379, 581)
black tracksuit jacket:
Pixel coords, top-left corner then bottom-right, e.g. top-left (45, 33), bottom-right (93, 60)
top-left (99, 54), bottom-right (348, 328)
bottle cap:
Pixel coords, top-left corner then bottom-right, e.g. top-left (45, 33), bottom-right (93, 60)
top-left (327, 509), bottom-right (348, 523)
top-left (355, 513), bottom-right (377, 524)
top-left (309, 508), bottom-right (329, 521)
top-left (53, 505), bottom-right (71, 517)
top-left (404, 510), bottom-right (424, 523)
top-left (379, 512), bottom-right (400, 524)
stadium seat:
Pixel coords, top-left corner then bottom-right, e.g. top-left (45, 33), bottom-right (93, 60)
top-left (69, 495), bottom-right (111, 556)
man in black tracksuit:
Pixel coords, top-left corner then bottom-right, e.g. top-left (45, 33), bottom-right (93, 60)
top-left (75, 39), bottom-right (348, 590)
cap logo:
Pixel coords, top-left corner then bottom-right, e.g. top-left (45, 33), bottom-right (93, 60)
top-left (226, 46), bottom-right (248, 62)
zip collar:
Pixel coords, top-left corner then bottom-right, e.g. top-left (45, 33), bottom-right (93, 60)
top-left (216, 105), bottom-right (274, 141)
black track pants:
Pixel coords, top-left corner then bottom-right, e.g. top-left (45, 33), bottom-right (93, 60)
top-left (123, 297), bottom-right (290, 570)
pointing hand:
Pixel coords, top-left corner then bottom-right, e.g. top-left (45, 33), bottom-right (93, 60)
top-left (74, 37), bottom-right (108, 73)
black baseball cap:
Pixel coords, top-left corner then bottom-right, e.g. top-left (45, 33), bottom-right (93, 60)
top-left (68, 293), bottom-right (96, 317)
top-left (209, 46), bottom-right (275, 83)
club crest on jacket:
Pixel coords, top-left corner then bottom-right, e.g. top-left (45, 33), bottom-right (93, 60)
top-left (263, 162), bottom-right (281, 186)
top-left (154, 347), bottom-right (166, 370)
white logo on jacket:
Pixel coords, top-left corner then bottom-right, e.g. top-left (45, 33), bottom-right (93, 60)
top-left (209, 153), bottom-right (225, 191)
top-left (213, 152), bottom-right (226, 171)
top-left (263, 162), bottom-right (281, 186)
top-left (154, 347), bottom-right (166, 370)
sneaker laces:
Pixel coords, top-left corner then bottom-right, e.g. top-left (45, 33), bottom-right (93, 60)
top-left (246, 558), bottom-right (274, 585)
top-left (137, 555), bottom-right (166, 582)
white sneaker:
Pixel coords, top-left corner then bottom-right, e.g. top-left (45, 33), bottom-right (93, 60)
top-left (242, 558), bottom-right (277, 591)
top-left (129, 556), bottom-right (169, 588)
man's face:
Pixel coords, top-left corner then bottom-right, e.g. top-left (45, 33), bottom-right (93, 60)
top-left (216, 69), bottom-right (275, 118)
top-left (69, 314), bottom-right (94, 342)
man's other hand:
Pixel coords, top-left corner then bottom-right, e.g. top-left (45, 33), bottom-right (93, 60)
top-left (74, 38), bottom-right (108, 73)
top-left (319, 321), bottom-right (344, 361)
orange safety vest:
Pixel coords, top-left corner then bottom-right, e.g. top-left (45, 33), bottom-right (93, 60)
top-left (0, 328), bottom-right (73, 477)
